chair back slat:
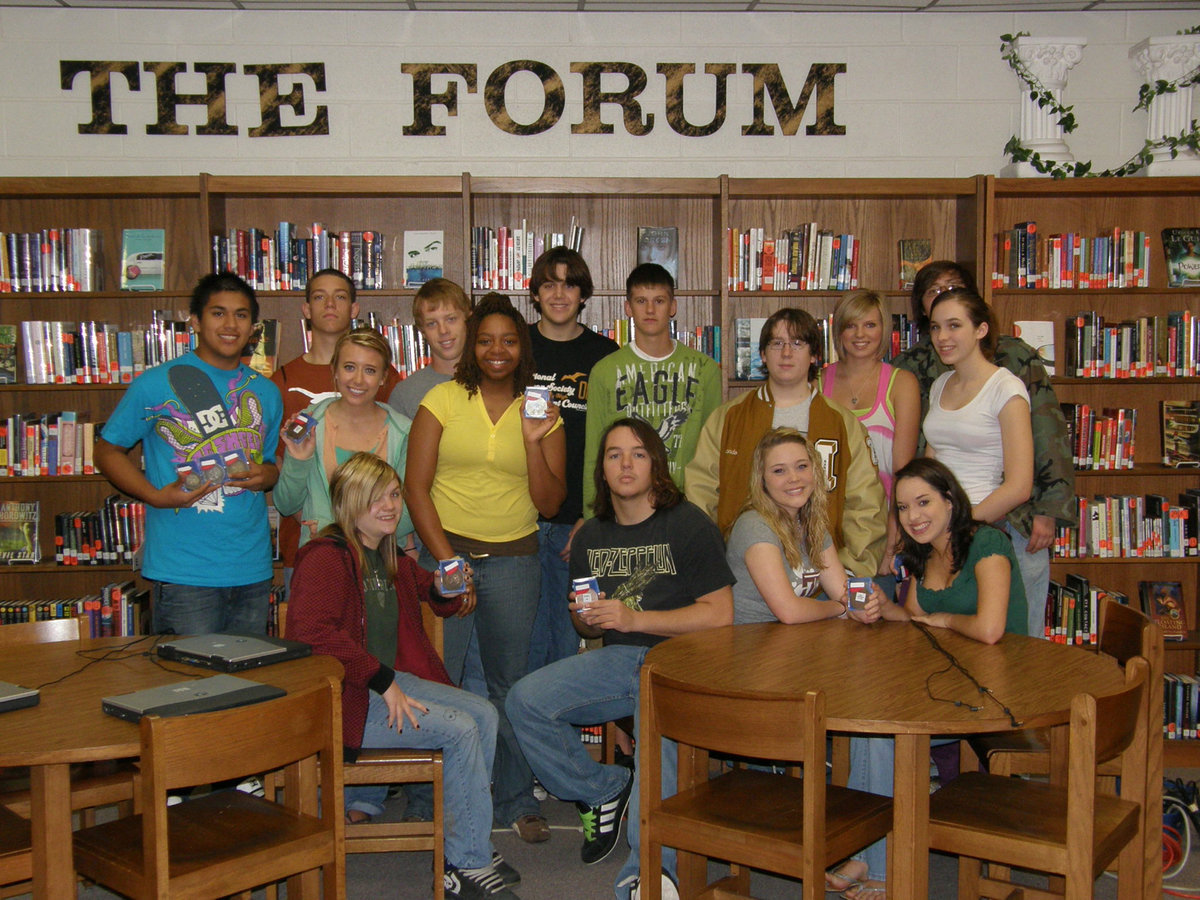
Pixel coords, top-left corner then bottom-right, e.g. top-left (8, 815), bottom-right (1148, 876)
top-left (1090, 656), bottom-right (1148, 769)
top-left (645, 670), bottom-right (823, 763)
top-left (1098, 601), bottom-right (1150, 666)
top-left (0, 618), bottom-right (80, 645)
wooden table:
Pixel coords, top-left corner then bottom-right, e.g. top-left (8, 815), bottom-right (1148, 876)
top-left (0, 635), bottom-right (343, 900)
top-left (640, 619), bottom-right (1130, 900)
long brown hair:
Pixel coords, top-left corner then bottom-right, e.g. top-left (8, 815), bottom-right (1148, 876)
top-left (740, 428), bottom-right (830, 572)
top-left (322, 452), bottom-right (400, 580)
top-left (591, 418), bottom-right (681, 521)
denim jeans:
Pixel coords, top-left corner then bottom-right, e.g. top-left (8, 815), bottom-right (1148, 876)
top-left (528, 521), bottom-right (581, 671)
top-left (152, 578), bottom-right (272, 635)
top-left (349, 670), bottom-right (498, 870)
top-left (506, 644), bottom-right (678, 899)
top-left (1005, 522), bottom-right (1048, 638)
top-left (420, 549), bottom-right (541, 826)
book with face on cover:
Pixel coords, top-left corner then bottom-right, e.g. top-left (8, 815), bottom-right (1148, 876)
top-left (404, 230), bottom-right (443, 288)
top-left (637, 226), bottom-right (679, 283)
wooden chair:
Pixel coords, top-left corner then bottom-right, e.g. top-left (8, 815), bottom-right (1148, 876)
top-left (0, 618), bottom-right (82, 646)
top-left (279, 599), bottom-right (445, 900)
top-left (928, 655), bottom-right (1149, 900)
top-left (0, 807), bottom-right (31, 895)
top-left (639, 666), bottom-right (893, 900)
top-left (73, 675), bottom-right (344, 900)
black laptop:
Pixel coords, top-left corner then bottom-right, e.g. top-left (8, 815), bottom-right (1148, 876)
top-left (155, 633), bottom-right (311, 672)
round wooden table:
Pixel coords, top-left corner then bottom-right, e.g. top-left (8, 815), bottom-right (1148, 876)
top-left (640, 619), bottom-right (1128, 900)
top-left (0, 635), bottom-right (343, 900)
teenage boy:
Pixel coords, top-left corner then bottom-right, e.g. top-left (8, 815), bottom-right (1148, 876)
top-left (582, 263), bottom-right (722, 512)
top-left (272, 268), bottom-right (402, 582)
top-left (507, 418), bottom-right (734, 900)
top-left (686, 308), bottom-right (887, 577)
top-left (96, 272), bottom-right (283, 635)
top-left (527, 248), bottom-right (619, 670)
top-left (388, 277), bottom-right (472, 420)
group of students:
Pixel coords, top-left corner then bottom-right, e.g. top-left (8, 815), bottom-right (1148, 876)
top-left (93, 250), bottom-right (1072, 900)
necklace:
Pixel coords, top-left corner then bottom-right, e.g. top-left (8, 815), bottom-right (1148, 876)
top-left (845, 360), bottom-right (880, 408)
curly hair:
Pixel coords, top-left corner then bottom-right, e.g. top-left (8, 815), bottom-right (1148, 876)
top-left (893, 458), bottom-right (979, 581)
top-left (454, 292), bottom-right (535, 398)
top-left (591, 417), bottom-right (682, 521)
top-left (740, 428), bottom-right (831, 574)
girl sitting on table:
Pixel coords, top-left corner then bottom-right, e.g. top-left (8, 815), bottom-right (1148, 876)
top-left (726, 426), bottom-right (885, 625)
top-left (828, 458), bottom-right (1027, 899)
top-left (286, 452), bottom-right (522, 900)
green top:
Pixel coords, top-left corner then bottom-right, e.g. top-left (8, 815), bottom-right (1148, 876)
top-left (915, 524), bottom-right (1028, 636)
top-left (892, 334), bottom-right (1075, 535)
top-left (362, 545), bottom-right (398, 667)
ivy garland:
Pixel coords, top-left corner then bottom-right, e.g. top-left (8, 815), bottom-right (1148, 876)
top-left (1001, 28), bottom-right (1200, 178)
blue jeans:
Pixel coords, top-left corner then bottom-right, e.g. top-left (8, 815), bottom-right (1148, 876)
top-left (506, 644), bottom-right (678, 899)
top-left (1005, 523), bottom-right (1049, 639)
top-left (528, 521), bottom-right (581, 671)
top-left (421, 549), bottom-right (541, 826)
top-left (348, 671), bottom-right (498, 870)
top-left (152, 579), bottom-right (272, 635)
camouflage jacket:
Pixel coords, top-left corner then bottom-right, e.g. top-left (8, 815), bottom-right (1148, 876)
top-left (892, 334), bottom-right (1075, 535)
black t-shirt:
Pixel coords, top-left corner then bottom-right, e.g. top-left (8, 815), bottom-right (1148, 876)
top-left (570, 500), bottom-right (735, 649)
top-left (530, 325), bottom-right (620, 524)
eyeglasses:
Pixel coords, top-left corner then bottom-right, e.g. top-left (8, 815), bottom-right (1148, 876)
top-left (765, 339), bottom-right (807, 353)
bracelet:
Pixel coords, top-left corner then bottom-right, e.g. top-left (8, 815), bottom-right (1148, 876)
top-left (835, 600), bottom-right (849, 619)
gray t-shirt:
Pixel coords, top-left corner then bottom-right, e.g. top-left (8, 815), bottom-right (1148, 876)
top-left (727, 509), bottom-right (831, 624)
top-left (388, 366), bottom-right (451, 421)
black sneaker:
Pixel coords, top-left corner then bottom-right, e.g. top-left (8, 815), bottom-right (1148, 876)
top-left (490, 851), bottom-right (520, 886)
top-left (576, 771), bottom-right (632, 865)
top-left (443, 863), bottom-right (520, 900)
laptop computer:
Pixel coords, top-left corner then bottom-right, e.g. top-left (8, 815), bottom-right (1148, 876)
top-left (102, 674), bottom-right (285, 723)
top-left (0, 680), bottom-right (39, 713)
top-left (156, 633), bottom-right (311, 672)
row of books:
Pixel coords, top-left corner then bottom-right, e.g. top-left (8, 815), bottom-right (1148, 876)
top-left (1165, 674), bottom-right (1200, 739)
top-left (16, 315), bottom-right (195, 385)
top-left (726, 226), bottom-right (859, 292)
top-left (212, 223), bottom-right (387, 291)
top-left (1060, 403), bottom-right (1136, 471)
top-left (1043, 572), bottom-right (1110, 647)
top-left (1052, 490), bottom-right (1200, 560)
top-left (0, 583), bottom-right (148, 637)
top-left (1, 413), bottom-right (97, 477)
top-left (990, 223), bottom-right (1152, 289)
top-left (1064, 310), bottom-right (1197, 379)
top-left (54, 497), bottom-right (145, 567)
top-left (0, 228), bottom-right (103, 292)
top-left (470, 221), bottom-right (583, 292)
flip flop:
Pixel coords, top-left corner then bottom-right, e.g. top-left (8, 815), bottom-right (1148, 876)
top-left (825, 860), bottom-right (866, 893)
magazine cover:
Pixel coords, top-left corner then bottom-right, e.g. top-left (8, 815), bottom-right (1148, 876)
top-left (1162, 228), bottom-right (1200, 288)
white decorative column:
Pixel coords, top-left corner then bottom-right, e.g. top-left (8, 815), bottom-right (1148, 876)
top-left (1001, 36), bottom-right (1088, 178)
top-left (1130, 35), bottom-right (1200, 176)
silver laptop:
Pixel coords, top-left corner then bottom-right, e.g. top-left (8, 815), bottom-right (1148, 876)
top-left (0, 680), bottom-right (39, 713)
top-left (101, 674), bottom-right (285, 722)
top-left (155, 633), bottom-right (310, 672)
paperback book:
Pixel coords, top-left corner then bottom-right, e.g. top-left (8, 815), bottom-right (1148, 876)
top-left (637, 226), bottom-right (679, 282)
top-left (897, 239), bottom-right (931, 290)
top-left (0, 500), bottom-right (38, 564)
top-left (403, 230), bottom-right (443, 288)
top-left (0, 324), bottom-right (15, 384)
top-left (1139, 580), bottom-right (1187, 640)
top-left (1162, 400), bottom-right (1200, 467)
top-left (120, 229), bottom-right (165, 291)
top-left (242, 319), bottom-right (279, 379)
top-left (1011, 320), bottom-right (1056, 376)
top-left (1162, 228), bottom-right (1200, 288)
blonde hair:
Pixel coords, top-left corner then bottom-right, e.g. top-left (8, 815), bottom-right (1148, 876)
top-left (832, 289), bottom-right (891, 362)
top-left (741, 428), bottom-right (831, 573)
top-left (413, 278), bottom-right (471, 325)
top-left (333, 326), bottom-right (392, 370)
top-left (323, 452), bottom-right (400, 579)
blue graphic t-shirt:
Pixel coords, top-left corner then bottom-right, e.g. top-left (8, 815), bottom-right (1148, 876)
top-left (101, 352), bottom-right (283, 587)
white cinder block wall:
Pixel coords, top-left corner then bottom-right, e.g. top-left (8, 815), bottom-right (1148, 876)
top-left (0, 7), bottom-right (1196, 178)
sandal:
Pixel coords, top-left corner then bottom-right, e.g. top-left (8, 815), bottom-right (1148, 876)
top-left (825, 860), bottom-right (866, 893)
top-left (842, 879), bottom-right (887, 899)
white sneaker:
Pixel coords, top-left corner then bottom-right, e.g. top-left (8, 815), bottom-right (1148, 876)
top-left (626, 871), bottom-right (679, 900)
